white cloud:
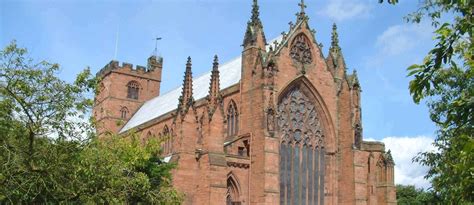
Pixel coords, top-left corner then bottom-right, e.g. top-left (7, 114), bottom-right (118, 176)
top-left (318, 0), bottom-right (372, 22)
top-left (366, 136), bottom-right (435, 189)
top-left (376, 23), bottom-right (432, 56)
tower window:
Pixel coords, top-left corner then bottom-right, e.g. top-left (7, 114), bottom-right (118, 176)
top-left (127, 81), bottom-right (140, 100)
top-left (227, 100), bottom-right (239, 137)
top-left (120, 107), bottom-right (129, 119)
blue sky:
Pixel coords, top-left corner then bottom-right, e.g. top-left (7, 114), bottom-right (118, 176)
top-left (1, 0), bottom-right (437, 188)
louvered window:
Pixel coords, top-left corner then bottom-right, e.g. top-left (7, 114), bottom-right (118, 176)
top-left (127, 81), bottom-right (140, 100)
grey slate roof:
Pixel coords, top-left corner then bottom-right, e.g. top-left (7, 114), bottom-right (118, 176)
top-left (120, 56), bottom-right (241, 132)
top-left (120, 36), bottom-right (282, 133)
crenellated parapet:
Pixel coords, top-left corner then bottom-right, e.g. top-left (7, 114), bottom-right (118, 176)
top-left (93, 55), bottom-right (163, 135)
top-left (96, 55), bottom-right (163, 80)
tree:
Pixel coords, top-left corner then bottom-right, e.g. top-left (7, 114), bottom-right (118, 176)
top-left (380, 0), bottom-right (473, 203)
top-left (0, 41), bottom-right (182, 204)
top-left (396, 184), bottom-right (438, 205)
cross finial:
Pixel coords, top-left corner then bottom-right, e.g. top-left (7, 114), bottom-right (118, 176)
top-left (298, 0), bottom-right (306, 14)
top-left (296, 0), bottom-right (308, 21)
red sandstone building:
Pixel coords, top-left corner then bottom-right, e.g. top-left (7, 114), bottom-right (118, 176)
top-left (93, 1), bottom-right (396, 204)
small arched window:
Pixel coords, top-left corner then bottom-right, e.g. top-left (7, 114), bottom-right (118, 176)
top-left (227, 100), bottom-right (239, 137)
top-left (120, 107), bottom-right (129, 119)
top-left (127, 81), bottom-right (140, 100)
top-left (162, 125), bottom-right (171, 155)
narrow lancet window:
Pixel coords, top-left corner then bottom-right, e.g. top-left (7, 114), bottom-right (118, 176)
top-left (162, 125), bottom-right (171, 155)
top-left (227, 174), bottom-right (241, 205)
top-left (120, 107), bottom-right (129, 119)
top-left (227, 100), bottom-right (239, 137)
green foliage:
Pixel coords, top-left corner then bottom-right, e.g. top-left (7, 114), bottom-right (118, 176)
top-left (0, 41), bottom-right (182, 204)
top-left (382, 0), bottom-right (473, 203)
top-left (396, 184), bottom-right (438, 205)
top-left (71, 134), bottom-right (182, 204)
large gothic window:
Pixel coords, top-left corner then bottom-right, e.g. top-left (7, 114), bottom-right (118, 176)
top-left (127, 81), bottom-right (140, 100)
top-left (227, 100), bottom-right (239, 137)
top-left (277, 87), bottom-right (325, 205)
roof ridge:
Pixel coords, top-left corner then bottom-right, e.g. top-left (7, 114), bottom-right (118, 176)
top-left (120, 36), bottom-right (282, 133)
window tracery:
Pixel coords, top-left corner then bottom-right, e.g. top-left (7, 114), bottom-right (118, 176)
top-left (127, 81), bottom-right (140, 100)
top-left (277, 87), bottom-right (325, 205)
top-left (290, 34), bottom-right (313, 65)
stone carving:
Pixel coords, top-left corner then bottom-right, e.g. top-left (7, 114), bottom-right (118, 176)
top-left (267, 108), bottom-right (275, 132)
top-left (354, 123), bottom-right (362, 149)
top-left (290, 35), bottom-right (313, 65)
top-left (227, 161), bottom-right (250, 169)
top-left (277, 87), bottom-right (324, 147)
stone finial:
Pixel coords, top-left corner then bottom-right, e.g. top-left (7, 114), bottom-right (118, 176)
top-left (298, 0), bottom-right (306, 15)
top-left (212, 55), bottom-right (219, 71)
top-left (181, 56), bottom-right (194, 107)
top-left (351, 69), bottom-right (360, 88)
top-left (186, 56), bottom-right (192, 70)
top-left (251, 0), bottom-right (262, 27)
top-left (329, 23), bottom-right (347, 70)
top-left (331, 23), bottom-right (340, 52)
top-left (243, 0), bottom-right (266, 48)
top-left (297, 0), bottom-right (308, 21)
top-left (208, 55), bottom-right (221, 112)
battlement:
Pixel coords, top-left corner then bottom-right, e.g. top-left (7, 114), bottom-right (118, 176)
top-left (96, 55), bottom-right (163, 78)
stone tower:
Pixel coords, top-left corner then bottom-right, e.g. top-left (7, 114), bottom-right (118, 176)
top-left (93, 55), bottom-right (163, 135)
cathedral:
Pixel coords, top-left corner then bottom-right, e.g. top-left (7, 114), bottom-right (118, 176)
top-left (93, 1), bottom-right (396, 204)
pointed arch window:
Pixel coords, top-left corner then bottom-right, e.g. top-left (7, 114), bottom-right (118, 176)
top-left (120, 107), bottom-right (129, 119)
top-left (127, 81), bottom-right (140, 100)
top-left (227, 100), bottom-right (239, 137)
top-left (227, 174), bottom-right (242, 205)
top-left (277, 86), bottom-right (325, 205)
top-left (143, 131), bottom-right (153, 143)
top-left (162, 125), bottom-right (171, 155)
